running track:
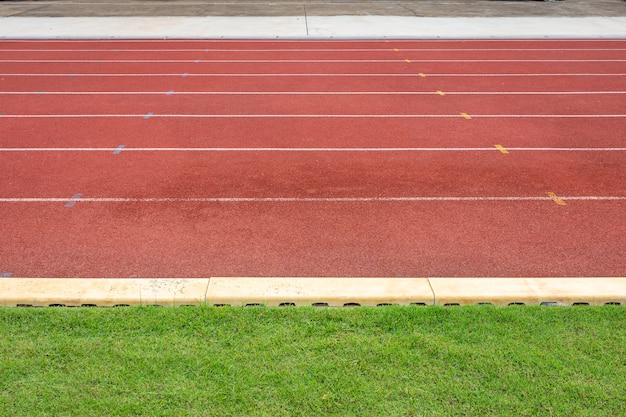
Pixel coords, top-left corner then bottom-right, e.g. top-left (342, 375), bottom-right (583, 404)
top-left (1, 39), bottom-right (624, 278)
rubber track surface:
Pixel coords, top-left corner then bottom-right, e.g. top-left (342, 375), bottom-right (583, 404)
top-left (1, 39), bottom-right (624, 278)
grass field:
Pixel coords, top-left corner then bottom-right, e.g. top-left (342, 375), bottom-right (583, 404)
top-left (1, 305), bottom-right (624, 416)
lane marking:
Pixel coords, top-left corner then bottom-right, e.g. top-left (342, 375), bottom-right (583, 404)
top-left (3, 114), bottom-right (625, 119)
top-left (2, 47), bottom-right (625, 52)
top-left (64, 193), bottom-right (83, 208)
top-left (2, 91), bottom-right (626, 96)
top-left (2, 147), bottom-right (626, 152)
top-left (546, 192), bottom-right (567, 206)
top-left (2, 73), bottom-right (623, 78)
top-left (494, 145), bottom-right (509, 154)
top-left (2, 196), bottom-right (624, 204)
top-left (3, 59), bottom-right (625, 63)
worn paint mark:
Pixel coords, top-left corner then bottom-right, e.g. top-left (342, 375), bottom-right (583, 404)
top-left (495, 144), bottom-right (509, 154)
top-left (546, 192), bottom-right (567, 206)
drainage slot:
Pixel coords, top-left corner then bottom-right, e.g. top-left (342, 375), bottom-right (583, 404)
top-left (605, 302), bottom-right (621, 306)
top-left (443, 303), bottom-right (460, 307)
top-left (508, 302), bottom-right (525, 306)
top-left (540, 301), bottom-right (560, 307)
top-left (343, 302), bottom-right (361, 307)
top-left (279, 302), bottom-right (296, 307)
top-left (573, 302), bottom-right (590, 306)
top-left (410, 302), bottom-right (427, 306)
top-left (312, 302), bottom-right (329, 307)
top-left (81, 304), bottom-right (97, 308)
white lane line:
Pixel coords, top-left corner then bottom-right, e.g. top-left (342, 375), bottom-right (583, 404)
top-left (5, 39), bottom-right (626, 43)
top-left (2, 114), bottom-right (625, 119)
top-left (3, 59), bottom-right (624, 63)
top-left (2, 147), bottom-right (626, 152)
top-left (2, 91), bottom-right (625, 95)
top-left (1, 48), bottom-right (625, 52)
top-left (1, 196), bottom-right (625, 203)
top-left (1, 73), bottom-right (624, 77)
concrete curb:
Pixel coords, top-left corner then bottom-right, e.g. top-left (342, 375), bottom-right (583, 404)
top-left (0, 278), bottom-right (624, 307)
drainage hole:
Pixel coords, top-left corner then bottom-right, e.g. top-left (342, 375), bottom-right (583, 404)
top-left (343, 303), bottom-right (361, 307)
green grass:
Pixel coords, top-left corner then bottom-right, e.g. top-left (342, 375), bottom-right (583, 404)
top-left (1, 306), bottom-right (624, 416)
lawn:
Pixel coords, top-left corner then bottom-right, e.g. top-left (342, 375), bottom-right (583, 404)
top-left (1, 305), bottom-right (624, 416)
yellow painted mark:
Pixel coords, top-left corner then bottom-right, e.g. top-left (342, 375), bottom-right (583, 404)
top-left (494, 144), bottom-right (509, 154)
top-left (405, 58), bottom-right (411, 63)
top-left (546, 192), bottom-right (567, 206)
top-left (436, 90), bottom-right (445, 96)
top-left (418, 73), bottom-right (426, 78)
top-left (461, 112), bottom-right (472, 120)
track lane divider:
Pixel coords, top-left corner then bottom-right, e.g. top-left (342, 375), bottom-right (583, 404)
top-left (2, 196), bottom-right (625, 204)
top-left (5, 114), bottom-right (625, 119)
top-left (2, 147), bottom-right (626, 152)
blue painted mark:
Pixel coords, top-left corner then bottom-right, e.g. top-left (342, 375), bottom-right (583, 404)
top-left (195, 59), bottom-right (200, 63)
top-left (144, 112), bottom-right (154, 119)
top-left (65, 193), bottom-right (83, 208)
top-left (166, 90), bottom-right (174, 96)
top-left (0, 272), bottom-right (12, 278)
top-left (113, 145), bottom-right (125, 155)
top-left (204, 49), bottom-right (209, 53)
top-left (182, 72), bottom-right (188, 78)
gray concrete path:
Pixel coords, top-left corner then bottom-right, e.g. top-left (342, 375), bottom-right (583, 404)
top-left (1, 0), bottom-right (625, 18)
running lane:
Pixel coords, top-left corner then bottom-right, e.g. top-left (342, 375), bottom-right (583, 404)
top-left (0, 39), bottom-right (624, 278)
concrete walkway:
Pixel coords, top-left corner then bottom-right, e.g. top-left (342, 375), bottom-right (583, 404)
top-left (1, 0), bottom-right (626, 39)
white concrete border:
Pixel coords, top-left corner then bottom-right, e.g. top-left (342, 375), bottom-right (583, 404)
top-left (0, 16), bottom-right (625, 39)
top-left (0, 278), bottom-right (624, 307)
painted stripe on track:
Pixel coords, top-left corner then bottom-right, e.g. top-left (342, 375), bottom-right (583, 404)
top-left (1, 197), bottom-right (624, 203)
top-left (5, 39), bottom-right (626, 43)
top-left (3, 59), bottom-right (624, 63)
top-left (2, 91), bottom-right (625, 96)
top-left (2, 73), bottom-right (624, 77)
top-left (2, 48), bottom-right (625, 52)
top-left (3, 114), bottom-right (625, 119)
top-left (2, 147), bottom-right (626, 152)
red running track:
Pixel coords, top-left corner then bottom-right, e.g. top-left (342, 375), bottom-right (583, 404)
top-left (0, 39), bottom-right (625, 278)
